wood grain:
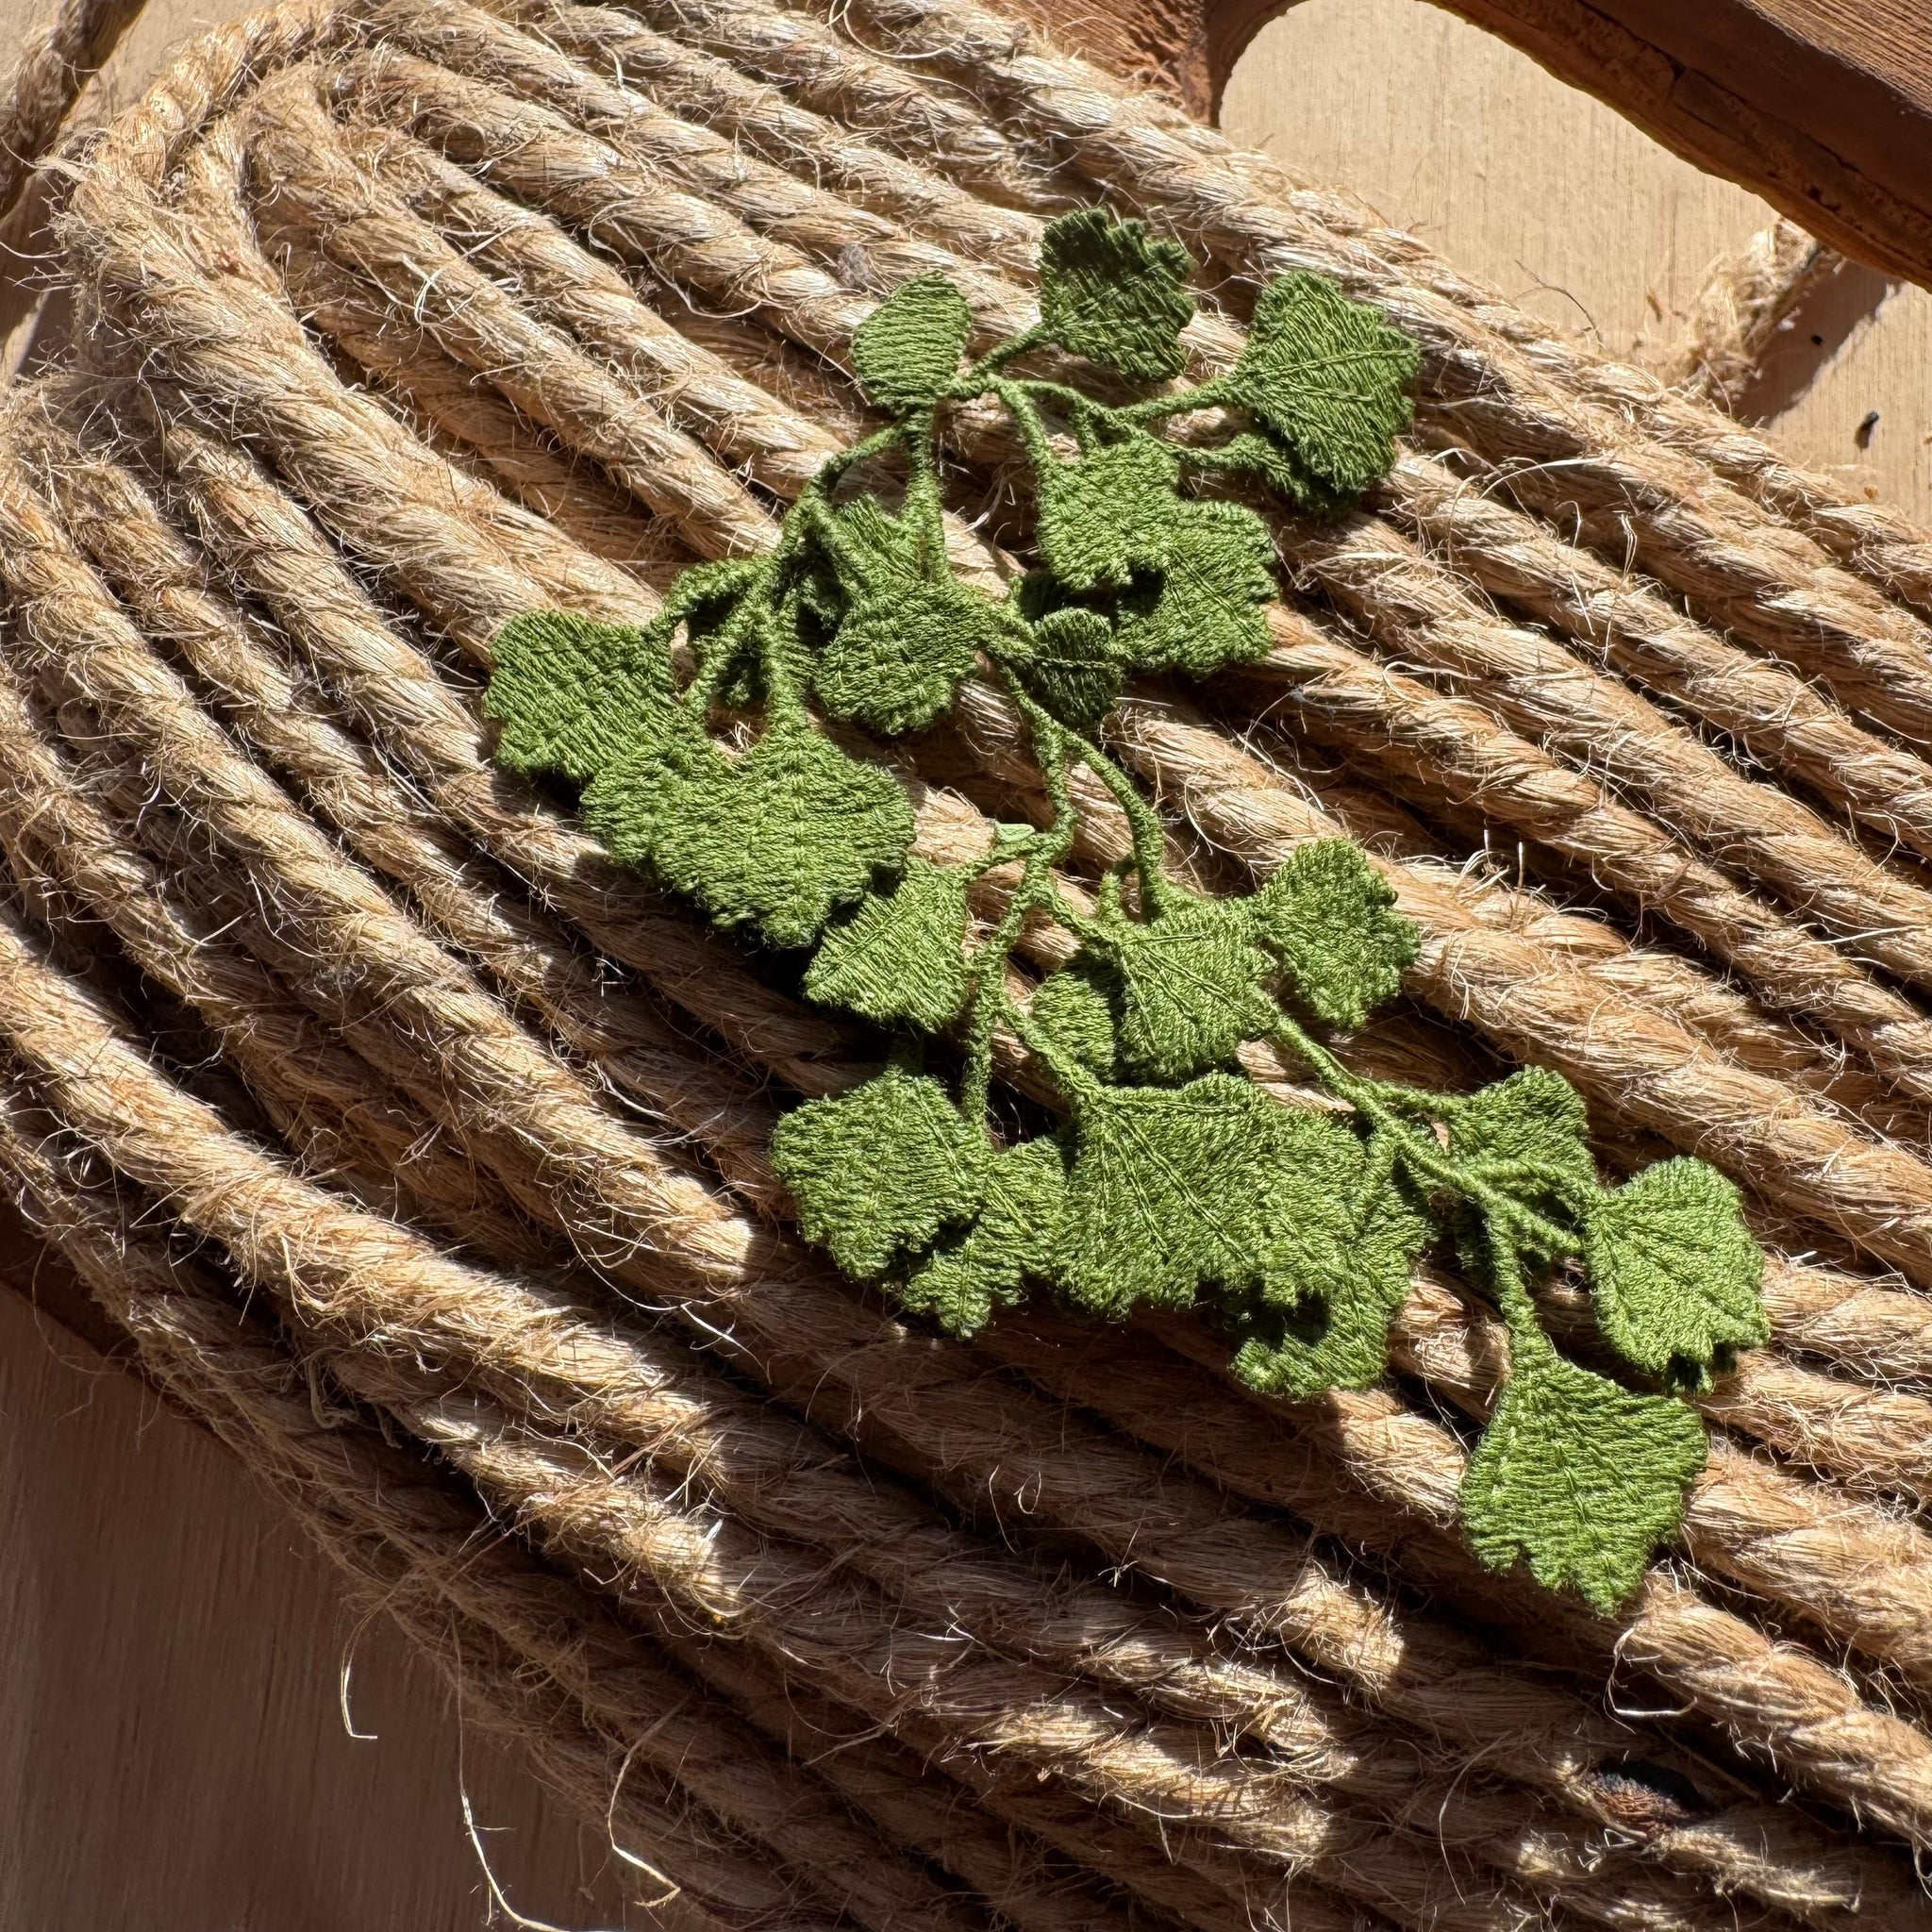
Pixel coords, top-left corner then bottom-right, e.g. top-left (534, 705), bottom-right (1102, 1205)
top-left (1223, 0), bottom-right (1932, 520)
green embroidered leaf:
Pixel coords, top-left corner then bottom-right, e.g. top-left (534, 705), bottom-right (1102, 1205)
top-left (1112, 500), bottom-right (1278, 677)
top-left (1038, 207), bottom-right (1195, 382)
top-left (672, 557), bottom-right (770, 635)
top-left (1227, 1123), bottom-right (1427, 1393)
top-left (899, 1136), bottom-right (1068, 1333)
top-left (1252, 840), bottom-right (1417, 1029)
top-left (584, 718), bottom-right (913, 948)
top-left (1448, 1066), bottom-right (1598, 1266)
top-left (805, 857), bottom-right (974, 1032)
top-left (1228, 272), bottom-right (1420, 501)
top-left (1461, 1344), bottom-right (1707, 1614)
top-left (852, 275), bottom-right (974, 413)
top-left (1586, 1158), bottom-right (1768, 1390)
top-left (1059, 1073), bottom-right (1294, 1316)
top-left (1008, 605), bottom-right (1124, 732)
top-left (773, 1067), bottom-right (988, 1278)
top-left (1096, 894), bottom-right (1276, 1083)
top-left (1037, 437), bottom-right (1181, 591)
top-left (485, 610), bottom-right (678, 787)
top-left (815, 579), bottom-right (1000, 734)
top-left (1028, 963), bottom-right (1118, 1077)
top-left (1198, 428), bottom-right (1354, 518)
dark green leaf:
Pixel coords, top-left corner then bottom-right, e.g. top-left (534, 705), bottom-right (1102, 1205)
top-left (1448, 1066), bottom-right (1599, 1266)
top-left (1252, 839), bottom-right (1417, 1029)
top-left (1037, 437), bottom-right (1181, 591)
top-left (805, 857), bottom-right (975, 1032)
top-left (1028, 963), bottom-right (1118, 1078)
top-left (773, 1067), bottom-right (987, 1278)
top-left (1198, 428), bottom-right (1355, 518)
top-left (899, 1136), bottom-right (1068, 1333)
top-left (1112, 500), bottom-right (1278, 676)
top-left (852, 275), bottom-right (974, 412)
top-left (1229, 1126), bottom-right (1428, 1396)
top-left (1059, 1073), bottom-right (1296, 1316)
top-left (1461, 1344), bottom-right (1707, 1614)
top-left (1098, 894), bottom-right (1277, 1082)
top-left (1038, 207), bottom-right (1195, 382)
top-left (583, 718), bottom-right (914, 947)
top-left (1229, 272), bottom-right (1419, 501)
top-left (1008, 606), bottom-right (1124, 732)
top-left (814, 577), bottom-right (1000, 735)
top-left (1586, 1158), bottom-right (1767, 1390)
top-left (485, 609), bottom-right (678, 788)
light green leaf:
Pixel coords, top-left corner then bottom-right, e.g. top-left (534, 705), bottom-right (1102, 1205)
top-left (1037, 437), bottom-right (1181, 591)
top-left (1008, 605), bottom-right (1124, 732)
top-left (1448, 1066), bottom-right (1599, 1266)
top-left (485, 609), bottom-right (678, 787)
top-left (1461, 1344), bottom-right (1707, 1614)
top-left (1038, 207), bottom-right (1195, 382)
top-left (1228, 272), bottom-right (1419, 502)
top-left (1028, 964), bottom-right (1118, 1078)
top-left (1097, 894), bottom-right (1277, 1083)
top-left (1228, 1126), bottom-right (1428, 1395)
top-left (1586, 1158), bottom-right (1767, 1390)
top-left (852, 275), bottom-right (974, 412)
top-left (1252, 840), bottom-right (1417, 1029)
top-left (806, 858), bottom-right (975, 1032)
top-left (584, 718), bottom-right (913, 948)
top-left (1112, 500), bottom-right (1278, 677)
top-left (773, 1067), bottom-right (988, 1278)
top-left (899, 1137), bottom-right (1068, 1333)
top-left (1059, 1073), bottom-right (1295, 1316)
top-left (814, 578), bottom-right (1000, 735)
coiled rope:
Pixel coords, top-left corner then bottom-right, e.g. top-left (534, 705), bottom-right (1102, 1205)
top-left (6, 0), bottom-right (1932, 1924)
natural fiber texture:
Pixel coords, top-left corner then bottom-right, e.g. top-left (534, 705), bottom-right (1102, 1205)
top-left (0, 0), bottom-right (148, 224)
top-left (1654, 219), bottom-right (1837, 408)
top-left (7, 0), bottom-right (1932, 1923)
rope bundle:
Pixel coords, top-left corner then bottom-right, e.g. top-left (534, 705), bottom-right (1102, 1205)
top-left (7, 0), bottom-right (1932, 1923)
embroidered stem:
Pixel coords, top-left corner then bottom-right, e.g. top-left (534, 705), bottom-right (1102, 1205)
top-left (485, 205), bottom-right (1769, 1615)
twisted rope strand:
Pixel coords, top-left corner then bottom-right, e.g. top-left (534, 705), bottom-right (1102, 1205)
top-left (23, 0), bottom-right (1932, 1908)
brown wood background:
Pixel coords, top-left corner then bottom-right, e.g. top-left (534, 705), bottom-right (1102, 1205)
top-left (0, 0), bottom-right (1925, 1922)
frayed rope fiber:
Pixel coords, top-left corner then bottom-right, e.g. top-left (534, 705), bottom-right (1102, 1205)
top-left (6, 0), bottom-right (1932, 1924)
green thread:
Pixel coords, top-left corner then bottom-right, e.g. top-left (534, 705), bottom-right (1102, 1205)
top-left (485, 206), bottom-right (1767, 1615)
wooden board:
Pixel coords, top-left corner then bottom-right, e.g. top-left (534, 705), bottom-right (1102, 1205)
top-left (1223, 0), bottom-right (1932, 522)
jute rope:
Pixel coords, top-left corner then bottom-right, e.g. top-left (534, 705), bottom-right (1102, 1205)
top-left (0, 0), bottom-right (148, 224)
top-left (1654, 218), bottom-right (1838, 408)
top-left (9, 0), bottom-right (1932, 1922)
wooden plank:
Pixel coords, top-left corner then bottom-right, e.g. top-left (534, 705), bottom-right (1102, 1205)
top-left (1415, 0), bottom-right (1932, 286)
top-left (1219, 0), bottom-right (1932, 522)
top-left (1021, 0), bottom-right (1932, 289)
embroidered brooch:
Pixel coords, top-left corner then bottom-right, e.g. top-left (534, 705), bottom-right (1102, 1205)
top-left (485, 208), bottom-right (1766, 1612)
